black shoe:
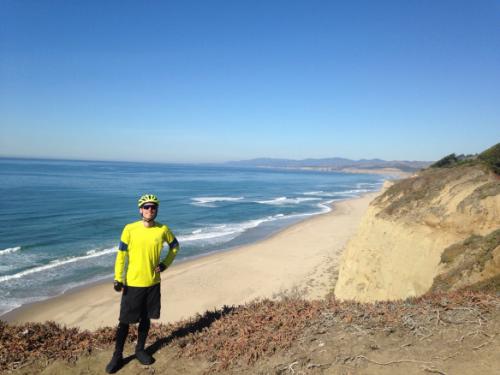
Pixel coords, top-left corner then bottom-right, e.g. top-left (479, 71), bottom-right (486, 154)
top-left (135, 349), bottom-right (154, 365)
top-left (105, 352), bottom-right (123, 374)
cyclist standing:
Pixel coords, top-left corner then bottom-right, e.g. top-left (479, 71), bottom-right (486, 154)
top-left (106, 194), bottom-right (180, 373)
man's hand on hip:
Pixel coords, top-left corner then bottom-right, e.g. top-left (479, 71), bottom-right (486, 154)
top-left (154, 263), bottom-right (166, 273)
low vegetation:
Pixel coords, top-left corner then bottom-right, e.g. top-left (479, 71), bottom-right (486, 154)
top-left (1, 291), bottom-right (499, 373)
top-left (430, 153), bottom-right (476, 168)
top-left (374, 143), bottom-right (499, 221)
top-left (373, 164), bottom-right (490, 220)
top-left (429, 143), bottom-right (500, 175)
top-left (432, 229), bottom-right (500, 293)
top-left (478, 143), bottom-right (500, 175)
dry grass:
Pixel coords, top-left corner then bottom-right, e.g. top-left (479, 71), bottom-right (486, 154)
top-left (1, 291), bottom-right (498, 373)
top-left (176, 298), bottom-right (323, 370)
top-left (373, 164), bottom-right (491, 220)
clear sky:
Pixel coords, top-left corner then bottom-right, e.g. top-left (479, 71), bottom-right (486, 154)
top-left (1, 0), bottom-right (499, 163)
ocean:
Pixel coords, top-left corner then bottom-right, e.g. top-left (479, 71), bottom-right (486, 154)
top-left (0, 158), bottom-right (385, 316)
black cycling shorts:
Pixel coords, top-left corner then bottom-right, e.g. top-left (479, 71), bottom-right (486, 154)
top-left (119, 283), bottom-right (161, 324)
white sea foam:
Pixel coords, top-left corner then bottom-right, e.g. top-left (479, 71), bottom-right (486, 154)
top-left (302, 191), bottom-right (340, 197)
top-left (303, 191), bottom-right (325, 196)
top-left (333, 188), bottom-right (371, 196)
top-left (191, 196), bottom-right (245, 207)
top-left (0, 247), bottom-right (117, 284)
top-left (0, 273), bottom-right (116, 317)
top-left (0, 246), bottom-right (21, 256)
top-left (85, 248), bottom-right (117, 256)
top-left (178, 213), bottom-right (299, 243)
top-left (318, 199), bottom-right (342, 213)
top-left (256, 197), bottom-right (321, 205)
top-left (183, 189), bottom-right (377, 245)
top-left (191, 196), bottom-right (244, 206)
top-left (179, 221), bottom-right (262, 243)
top-left (0, 299), bottom-right (33, 317)
top-left (256, 196), bottom-right (286, 204)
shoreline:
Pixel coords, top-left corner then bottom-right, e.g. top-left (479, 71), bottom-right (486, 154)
top-left (0, 199), bottom-right (334, 319)
top-left (2, 191), bottom-right (380, 330)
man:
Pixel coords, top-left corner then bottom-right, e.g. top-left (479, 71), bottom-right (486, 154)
top-left (106, 194), bottom-right (180, 374)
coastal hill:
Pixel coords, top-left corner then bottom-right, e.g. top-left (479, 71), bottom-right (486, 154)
top-left (335, 143), bottom-right (500, 301)
top-left (225, 157), bottom-right (430, 174)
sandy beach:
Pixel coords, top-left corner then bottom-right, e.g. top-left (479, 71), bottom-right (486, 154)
top-left (3, 192), bottom-right (378, 331)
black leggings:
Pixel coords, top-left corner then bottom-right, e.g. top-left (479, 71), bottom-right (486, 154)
top-left (115, 313), bottom-right (151, 354)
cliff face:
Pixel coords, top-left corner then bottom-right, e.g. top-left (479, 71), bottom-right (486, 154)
top-left (334, 164), bottom-right (500, 302)
top-left (431, 229), bottom-right (500, 293)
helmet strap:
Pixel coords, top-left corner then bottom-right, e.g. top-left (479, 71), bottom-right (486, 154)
top-left (141, 215), bottom-right (155, 226)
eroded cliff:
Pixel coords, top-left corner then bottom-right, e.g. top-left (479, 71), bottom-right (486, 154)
top-left (335, 161), bottom-right (500, 302)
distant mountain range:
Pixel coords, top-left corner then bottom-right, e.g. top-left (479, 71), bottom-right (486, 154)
top-left (224, 157), bottom-right (431, 172)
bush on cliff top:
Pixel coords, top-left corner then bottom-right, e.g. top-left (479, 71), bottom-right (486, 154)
top-left (429, 143), bottom-right (500, 175)
top-left (478, 142), bottom-right (500, 175)
top-left (430, 153), bottom-right (460, 168)
top-left (430, 153), bottom-right (478, 168)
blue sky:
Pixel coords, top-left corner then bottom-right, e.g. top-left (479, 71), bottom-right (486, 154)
top-left (1, 0), bottom-right (499, 163)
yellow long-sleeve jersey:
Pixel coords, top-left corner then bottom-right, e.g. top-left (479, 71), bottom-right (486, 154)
top-left (114, 220), bottom-right (179, 287)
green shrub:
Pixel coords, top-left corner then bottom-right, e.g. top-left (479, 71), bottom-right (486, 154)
top-left (478, 143), bottom-right (500, 175)
top-left (430, 153), bottom-right (458, 168)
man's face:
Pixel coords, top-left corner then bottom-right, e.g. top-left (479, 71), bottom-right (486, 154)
top-left (140, 203), bottom-right (158, 221)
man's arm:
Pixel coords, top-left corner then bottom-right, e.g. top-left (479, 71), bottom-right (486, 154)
top-left (114, 241), bottom-right (128, 283)
top-left (156, 229), bottom-right (179, 272)
top-left (114, 226), bottom-right (130, 288)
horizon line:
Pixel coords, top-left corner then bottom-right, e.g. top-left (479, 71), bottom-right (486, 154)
top-left (0, 154), bottom-right (434, 165)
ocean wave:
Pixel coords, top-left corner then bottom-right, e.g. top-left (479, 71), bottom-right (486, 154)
top-left (328, 188), bottom-right (371, 196)
top-left (0, 299), bottom-right (30, 317)
top-left (302, 191), bottom-right (339, 197)
top-left (0, 247), bottom-right (117, 284)
top-left (303, 191), bottom-right (325, 196)
top-left (178, 213), bottom-right (292, 243)
top-left (178, 202), bottom-right (340, 245)
top-left (256, 197), bottom-right (321, 205)
top-left (0, 246), bottom-right (21, 256)
top-left (0, 273), bottom-right (115, 317)
top-left (191, 196), bottom-right (244, 206)
top-left (316, 201), bottom-right (333, 214)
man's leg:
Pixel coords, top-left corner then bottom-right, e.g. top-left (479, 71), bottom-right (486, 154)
top-left (135, 312), bottom-right (154, 365)
top-left (132, 283), bottom-right (160, 365)
top-left (105, 322), bottom-right (129, 373)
